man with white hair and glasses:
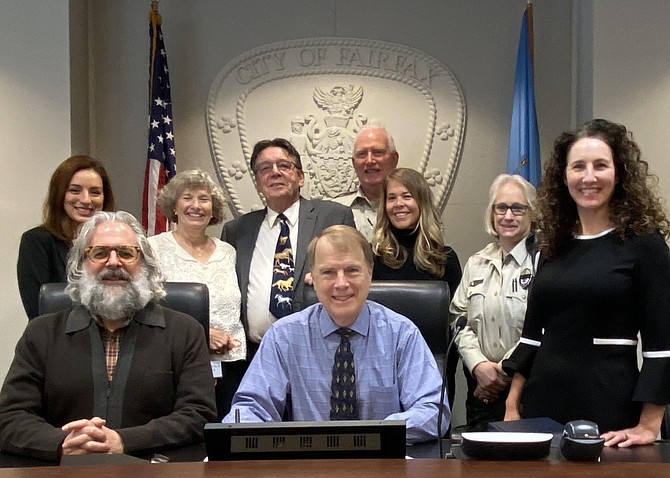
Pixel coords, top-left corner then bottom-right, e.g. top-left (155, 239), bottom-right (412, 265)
top-left (0, 211), bottom-right (216, 461)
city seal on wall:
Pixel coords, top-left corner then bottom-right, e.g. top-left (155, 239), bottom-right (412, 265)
top-left (206, 38), bottom-right (467, 216)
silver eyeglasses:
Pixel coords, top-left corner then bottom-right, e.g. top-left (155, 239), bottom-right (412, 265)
top-left (253, 160), bottom-right (299, 176)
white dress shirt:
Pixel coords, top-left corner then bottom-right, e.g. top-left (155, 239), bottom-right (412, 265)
top-left (246, 200), bottom-right (300, 343)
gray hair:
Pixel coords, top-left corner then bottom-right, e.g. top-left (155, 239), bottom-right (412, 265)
top-left (484, 174), bottom-right (537, 237)
top-left (65, 211), bottom-right (166, 302)
top-left (157, 169), bottom-right (227, 225)
top-left (354, 125), bottom-right (397, 153)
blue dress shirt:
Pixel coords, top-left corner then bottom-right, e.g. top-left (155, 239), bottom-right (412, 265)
top-left (224, 301), bottom-right (450, 443)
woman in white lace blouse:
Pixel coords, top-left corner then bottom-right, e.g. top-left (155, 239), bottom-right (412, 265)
top-left (148, 169), bottom-right (245, 419)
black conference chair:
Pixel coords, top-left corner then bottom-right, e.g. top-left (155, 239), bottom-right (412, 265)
top-left (305, 279), bottom-right (456, 421)
top-left (304, 280), bottom-right (450, 355)
top-left (38, 281), bottom-right (210, 343)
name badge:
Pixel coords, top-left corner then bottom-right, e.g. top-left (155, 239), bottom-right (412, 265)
top-left (211, 360), bottom-right (223, 378)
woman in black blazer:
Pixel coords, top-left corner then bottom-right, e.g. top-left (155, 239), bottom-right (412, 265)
top-left (17, 155), bottom-right (115, 319)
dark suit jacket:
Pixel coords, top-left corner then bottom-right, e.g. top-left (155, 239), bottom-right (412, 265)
top-left (17, 226), bottom-right (70, 320)
top-left (221, 197), bottom-right (355, 336)
top-left (0, 303), bottom-right (217, 462)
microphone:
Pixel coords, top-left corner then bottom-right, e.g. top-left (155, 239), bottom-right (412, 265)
top-left (438, 316), bottom-right (467, 459)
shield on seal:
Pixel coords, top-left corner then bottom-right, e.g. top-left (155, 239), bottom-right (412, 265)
top-left (206, 37), bottom-right (467, 216)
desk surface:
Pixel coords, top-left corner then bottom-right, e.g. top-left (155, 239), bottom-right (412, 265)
top-left (2, 439), bottom-right (670, 478)
top-left (0, 459), bottom-right (669, 478)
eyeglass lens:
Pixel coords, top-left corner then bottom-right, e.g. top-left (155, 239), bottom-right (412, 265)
top-left (493, 204), bottom-right (528, 216)
top-left (255, 161), bottom-right (296, 174)
top-left (87, 246), bottom-right (140, 263)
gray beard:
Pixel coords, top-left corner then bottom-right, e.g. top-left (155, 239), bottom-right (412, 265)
top-left (79, 266), bottom-right (154, 321)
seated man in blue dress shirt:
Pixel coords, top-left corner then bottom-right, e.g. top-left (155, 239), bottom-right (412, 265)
top-left (224, 225), bottom-right (449, 443)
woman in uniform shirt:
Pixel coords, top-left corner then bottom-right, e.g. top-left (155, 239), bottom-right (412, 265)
top-left (504, 119), bottom-right (670, 447)
top-left (449, 174), bottom-right (536, 431)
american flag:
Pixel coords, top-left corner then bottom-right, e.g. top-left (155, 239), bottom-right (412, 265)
top-left (142, 3), bottom-right (177, 235)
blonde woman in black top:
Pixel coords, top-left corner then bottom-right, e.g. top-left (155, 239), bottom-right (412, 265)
top-left (372, 168), bottom-right (461, 407)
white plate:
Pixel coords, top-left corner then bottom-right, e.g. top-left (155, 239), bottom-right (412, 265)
top-left (461, 432), bottom-right (554, 443)
top-left (460, 432), bottom-right (553, 460)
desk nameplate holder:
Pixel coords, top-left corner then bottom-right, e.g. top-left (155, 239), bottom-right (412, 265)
top-left (205, 420), bottom-right (406, 460)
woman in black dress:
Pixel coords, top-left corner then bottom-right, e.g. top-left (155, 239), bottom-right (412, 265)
top-left (17, 156), bottom-right (115, 319)
top-left (372, 167), bottom-right (461, 406)
top-left (504, 119), bottom-right (670, 447)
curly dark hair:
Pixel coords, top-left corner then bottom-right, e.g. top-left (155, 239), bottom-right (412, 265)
top-left (539, 118), bottom-right (669, 259)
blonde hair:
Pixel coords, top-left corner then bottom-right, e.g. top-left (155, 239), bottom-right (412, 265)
top-left (372, 168), bottom-right (448, 278)
top-left (308, 225), bottom-right (373, 270)
top-left (484, 174), bottom-right (537, 237)
top-left (157, 169), bottom-right (227, 225)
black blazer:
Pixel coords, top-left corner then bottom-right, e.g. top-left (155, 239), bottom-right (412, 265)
top-left (17, 226), bottom-right (69, 320)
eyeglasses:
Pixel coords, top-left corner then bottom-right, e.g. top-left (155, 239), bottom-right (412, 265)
top-left (492, 203), bottom-right (529, 216)
top-left (353, 149), bottom-right (388, 160)
top-left (85, 245), bottom-right (142, 264)
top-left (253, 161), bottom-right (299, 176)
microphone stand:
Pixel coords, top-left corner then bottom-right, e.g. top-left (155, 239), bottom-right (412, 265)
top-left (438, 316), bottom-right (467, 459)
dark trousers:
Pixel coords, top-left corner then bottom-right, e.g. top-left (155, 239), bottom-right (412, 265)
top-left (215, 360), bottom-right (248, 421)
top-left (463, 365), bottom-right (508, 432)
top-left (246, 339), bottom-right (260, 362)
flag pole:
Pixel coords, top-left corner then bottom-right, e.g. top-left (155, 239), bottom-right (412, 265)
top-left (148, 3), bottom-right (160, 121)
top-left (527, 1), bottom-right (534, 68)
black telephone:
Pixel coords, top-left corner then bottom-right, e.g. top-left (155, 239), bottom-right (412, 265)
top-left (560, 420), bottom-right (605, 461)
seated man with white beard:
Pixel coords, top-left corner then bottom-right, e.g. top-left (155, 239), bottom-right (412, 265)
top-left (0, 211), bottom-right (216, 462)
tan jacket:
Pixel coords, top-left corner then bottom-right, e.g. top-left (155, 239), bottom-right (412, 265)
top-left (449, 239), bottom-right (534, 374)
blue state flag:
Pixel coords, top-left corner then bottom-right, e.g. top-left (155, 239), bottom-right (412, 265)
top-left (507, 6), bottom-right (541, 186)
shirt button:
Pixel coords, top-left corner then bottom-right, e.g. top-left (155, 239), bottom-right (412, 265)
top-left (493, 343), bottom-right (498, 348)
top-left (491, 317), bottom-right (495, 322)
